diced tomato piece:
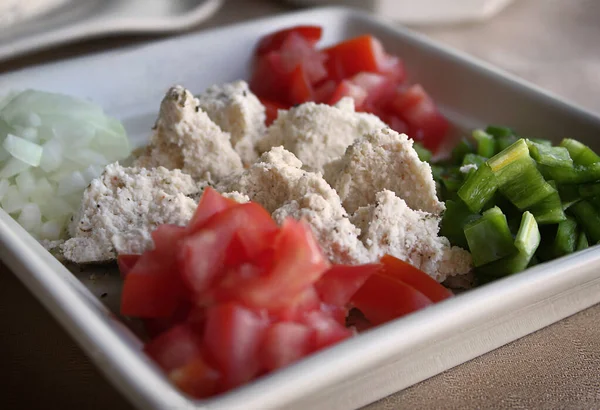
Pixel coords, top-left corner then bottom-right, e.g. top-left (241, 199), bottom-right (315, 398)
top-left (256, 25), bottom-right (323, 56)
top-left (271, 286), bottom-right (321, 322)
top-left (313, 80), bottom-right (337, 103)
top-left (203, 303), bottom-right (267, 389)
top-left (188, 187), bottom-right (237, 233)
top-left (279, 32), bottom-right (327, 85)
top-left (231, 219), bottom-right (330, 309)
top-left (314, 263), bottom-right (382, 307)
top-left (318, 303), bottom-right (348, 326)
top-left (351, 273), bottom-right (433, 326)
top-left (250, 52), bottom-right (292, 103)
top-left (169, 355), bottom-right (221, 399)
top-left (260, 98), bottom-right (287, 126)
top-left (379, 54), bottom-right (406, 83)
top-left (143, 301), bottom-right (193, 338)
top-left (121, 267), bottom-right (184, 318)
top-left (117, 254), bottom-right (140, 279)
top-left (349, 72), bottom-right (397, 111)
top-left (380, 255), bottom-right (453, 303)
top-left (151, 224), bottom-right (188, 256)
top-left (389, 84), bottom-right (449, 151)
top-left (323, 35), bottom-right (387, 81)
top-left (302, 310), bottom-right (352, 350)
top-left (289, 64), bottom-right (314, 106)
top-left (144, 324), bottom-right (202, 372)
top-left (328, 80), bottom-right (368, 109)
top-left (179, 202), bottom-right (278, 295)
top-left (379, 111), bottom-right (410, 134)
top-left (260, 322), bottom-right (314, 371)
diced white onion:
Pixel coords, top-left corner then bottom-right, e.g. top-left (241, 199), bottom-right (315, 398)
top-left (57, 171), bottom-right (87, 195)
top-left (15, 170), bottom-right (36, 197)
top-left (39, 138), bottom-right (63, 173)
top-left (1, 185), bottom-right (26, 213)
top-left (0, 89), bottom-right (131, 240)
top-left (20, 127), bottom-right (39, 142)
top-left (40, 220), bottom-right (62, 240)
top-left (3, 134), bottom-right (43, 166)
top-left (0, 157), bottom-right (31, 179)
top-left (0, 179), bottom-right (9, 200)
top-left (17, 203), bottom-right (42, 232)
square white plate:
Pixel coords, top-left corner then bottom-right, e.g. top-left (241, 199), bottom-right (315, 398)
top-left (1, 6), bottom-right (600, 410)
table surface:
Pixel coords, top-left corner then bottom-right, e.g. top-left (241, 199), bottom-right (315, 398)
top-left (1, 0), bottom-right (600, 409)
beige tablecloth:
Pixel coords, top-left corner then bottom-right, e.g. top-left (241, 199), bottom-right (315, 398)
top-left (1, 0), bottom-right (600, 409)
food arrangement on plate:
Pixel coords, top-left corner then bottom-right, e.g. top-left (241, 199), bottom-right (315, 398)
top-left (1, 24), bottom-right (599, 399)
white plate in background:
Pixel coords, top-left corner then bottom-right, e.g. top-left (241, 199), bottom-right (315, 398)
top-left (0, 0), bottom-right (223, 64)
top-left (285, 0), bottom-right (516, 25)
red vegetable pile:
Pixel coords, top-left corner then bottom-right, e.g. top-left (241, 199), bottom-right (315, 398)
top-left (118, 188), bottom-right (452, 398)
top-left (250, 25), bottom-right (450, 152)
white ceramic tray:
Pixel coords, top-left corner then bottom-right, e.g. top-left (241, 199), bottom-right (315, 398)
top-left (1, 7), bottom-right (600, 410)
top-left (0, 0), bottom-right (224, 63)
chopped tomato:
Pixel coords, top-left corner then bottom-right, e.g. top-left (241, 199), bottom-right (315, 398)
top-left (328, 80), bottom-right (368, 108)
top-left (169, 355), bottom-right (221, 399)
top-left (143, 302), bottom-right (193, 338)
top-left (260, 322), bottom-right (314, 371)
top-left (323, 35), bottom-right (387, 81)
top-left (302, 310), bottom-right (352, 350)
top-left (179, 202), bottom-right (278, 294)
top-left (256, 25), bottom-right (323, 56)
top-left (188, 187), bottom-right (237, 233)
top-left (350, 273), bottom-right (433, 326)
top-left (389, 84), bottom-right (449, 151)
top-left (314, 263), bottom-right (382, 306)
top-left (230, 219), bottom-right (330, 309)
top-left (313, 80), bottom-right (337, 103)
top-left (279, 32), bottom-right (327, 85)
top-left (203, 303), bottom-right (266, 389)
top-left (260, 98), bottom-right (286, 126)
top-left (250, 52), bottom-right (292, 104)
top-left (117, 254), bottom-right (140, 279)
top-left (121, 267), bottom-right (184, 318)
top-left (144, 324), bottom-right (202, 372)
top-left (270, 285), bottom-right (321, 322)
top-left (380, 255), bottom-right (453, 303)
top-left (289, 64), bottom-right (314, 105)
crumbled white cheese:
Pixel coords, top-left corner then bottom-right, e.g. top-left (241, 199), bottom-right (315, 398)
top-left (134, 85), bottom-right (243, 182)
top-left (220, 147), bottom-right (367, 264)
top-left (221, 191), bottom-right (250, 204)
top-left (62, 163), bottom-right (203, 263)
top-left (257, 98), bottom-right (387, 173)
top-left (197, 81), bottom-right (265, 165)
top-left (325, 127), bottom-right (445, 215)
top-left (351, 190), bottom-right (472, 282)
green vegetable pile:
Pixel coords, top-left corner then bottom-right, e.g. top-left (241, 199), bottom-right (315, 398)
top-left (416, 126), bottom-right (600, 285)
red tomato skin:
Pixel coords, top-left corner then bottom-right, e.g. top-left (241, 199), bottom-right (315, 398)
top-left (270, 285), bottom-right (321, 322)
top-left (279, 32), bottom-right (327, 85)
top-left (313, 80), bottom-right (337, 103)
top-left (259, 321), bottom-right (315, 371)
top-left (121, 258), bottom-right (184, 318)
top-left (328, 80), bottom-right (368, 109)
top-left (169, 355), bottom-right (221, 399)
top-left (259, 98), bottom-right (287, 126)
top-left (231, 219), bottom-right (330, 310)
top-left (289, 64), bottom-right (315, 105)
top-left (301, 310), bottom-right (352, 350)
top-left (323, 35), bottom-right (386, 81)
top-left (179, 202), bottom-right (278, 295)
top-left (144, 324), bottom-right (202, 372)
top-left (389, 84), bottom-right (449, 152)
top-left (314, 263), bottom-right (382, 306)
top-left (203, 303), bottom-right (267, 389)
top-left (143, 302), bottom-right (193, 338)
top-left (351, 273), bottom-right (433, 326)
top-left (380, 255), bottom-right (453, 303)
top-left (256, 25), bottom-right (323, 56)
top-left (117, 254), bottom-right (140, 279)
top-left (250, 52), bottom-right (292, 104)
top-left (188, 187), bottom-right (237, 233)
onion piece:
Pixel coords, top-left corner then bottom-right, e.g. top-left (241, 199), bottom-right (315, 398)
top-left (18, 203), bottom-right (42, 233)
top-left (1, 185), bottom-right (26, 214)
top-left (15, 170), bottom-right (36, 197)
top-left (0, 157), bottom-right (31, 179)
top-left (3, 134), bottom-right (43, 166)
top-left (57, 171), bottom-right (87, 195)
top-left (0, 179), bottom-right (9, 200)
top-left (40, 220), bottom-right (62, 240)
